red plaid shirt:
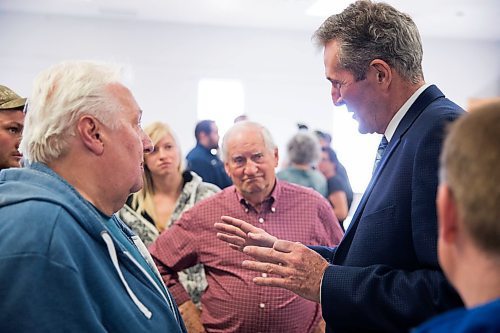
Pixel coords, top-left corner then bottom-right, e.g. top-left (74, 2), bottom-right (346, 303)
top-left (150, 180), bottom-right (343, 333)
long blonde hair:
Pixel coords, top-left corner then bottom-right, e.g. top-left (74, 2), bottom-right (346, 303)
top-left (131, 121), bottom-right (183, 226)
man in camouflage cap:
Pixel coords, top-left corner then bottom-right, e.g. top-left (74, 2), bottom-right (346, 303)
top-left (0, 85), bottom-right (26, 169)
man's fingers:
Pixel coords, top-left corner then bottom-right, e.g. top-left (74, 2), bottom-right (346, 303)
top-left (252, 276), bottom-right (290, 289)
top-left (214, 222), bottom-right (248, 239)
top-left (243, 245), bottom-right (291, 265)
top-left (272, 239), bottom-right (298, 253)
top-left (248, 232), bottom-right (277, 248)
top-left (229, 244), bottom-right (242, 251)
top-left (242, 260), bottom-right (288, 276)
top-left (216, 232), bottom-right (246, 247)
top-left (220, 215), bottom-right (257, 233)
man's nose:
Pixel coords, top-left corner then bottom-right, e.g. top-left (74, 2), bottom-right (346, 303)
top-left (244, 161), bottom-right (258, 175)
top-left (142, 133), bottom-right (154, 154)
top-left (15, 135), bottom-right (22, 148)
top-left (331, 87), bottom-right (344, 106)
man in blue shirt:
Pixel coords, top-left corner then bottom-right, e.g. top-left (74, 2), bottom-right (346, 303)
top-left (414, 102), bottom-right (500, 332)
top-left (186, 119), bottom-right (232, 189)
top-left (0, 61), bottom-right (186, 332)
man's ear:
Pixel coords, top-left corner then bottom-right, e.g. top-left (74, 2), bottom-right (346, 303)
top-left (77, 115), bottom-right (105, 155)
top-left (437, 184), bottom-right (459, 244)
top-left (224, 161), bottom-right (232, 178)
top-left (198, 131), bottom-right (208, 146)
top-left (370, 59), bottom-right (392, 86)
top-left (273, 148), bottom-right (279, 168)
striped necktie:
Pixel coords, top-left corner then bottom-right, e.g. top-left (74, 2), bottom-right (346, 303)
top-left (373, 136), bottom-right (388, 174)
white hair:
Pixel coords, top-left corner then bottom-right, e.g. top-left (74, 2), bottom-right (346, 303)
top-left (221, 121), bottom-right (276, 161)
top-left (21, 60), bottom-right (126, 164)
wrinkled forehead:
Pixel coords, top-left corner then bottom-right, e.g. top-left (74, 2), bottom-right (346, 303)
top-left (227, 142), bottom-right (272, 160)
top-left (227, 127), bottom-right (265, 147)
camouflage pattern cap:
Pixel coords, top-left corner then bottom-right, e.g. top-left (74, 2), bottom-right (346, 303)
top-left (0, 85), bottom-right (26, 110)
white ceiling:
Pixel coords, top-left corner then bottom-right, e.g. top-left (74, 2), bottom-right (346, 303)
top-left (1, 0), bottom-right (499, 41)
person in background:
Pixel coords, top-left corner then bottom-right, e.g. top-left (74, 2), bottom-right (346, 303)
top-left (314, 129), bottom-right (331, 148)
top-left (215, 1), bottom-right (464, 332)
top-left (0, 61), bottom-right (186, 332)
top-left (0, 84), bottom-right (26, 170)
top-left (233, 114), bottom-right (248, 123)
top-left (150, 121), bottom-right (344, 333)
top-left (414, 102), bottom-right (500, 332)
top-left (297, 122), bottom-right (309, 131)
top-left (314, 130), bottom-right (352, 199)
top-left (277, 131), bottom-right (328, 197)
top-left (318, 146), bottom-right (353, 229)
top-left (186, 119), bottom-right (232, 189)
top-left (119, 121), bottom-right (219, 311)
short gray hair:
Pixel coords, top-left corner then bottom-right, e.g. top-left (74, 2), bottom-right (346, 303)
top-left (221, 121), bottom-right (276, 161)
top-left (313, 0), bottom-right (424, 84)
top-left (21, 61), bottom-right (126, 164)
top-left (286, 131), bottom-right (321, 165)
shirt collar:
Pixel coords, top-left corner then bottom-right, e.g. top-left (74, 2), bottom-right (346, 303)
top-left (384, 83), bottom-right (430, 142)
top-left (236, 179), bottom-right (279, 212)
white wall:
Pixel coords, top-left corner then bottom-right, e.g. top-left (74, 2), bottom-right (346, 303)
top-left (1, 12), bottom-right (499, 167)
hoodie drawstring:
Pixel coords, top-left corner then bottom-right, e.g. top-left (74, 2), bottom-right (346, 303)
top-left (101, 231), bottom-right (152, 319)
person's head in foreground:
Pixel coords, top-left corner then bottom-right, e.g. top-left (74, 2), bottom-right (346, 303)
top-left (438, 102), bottom-right (500, 307)
top-left (415, 101), bottom-right (500, 332)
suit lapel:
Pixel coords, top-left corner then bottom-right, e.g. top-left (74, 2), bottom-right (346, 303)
top-left (334, 85), bottom-right (444, 260)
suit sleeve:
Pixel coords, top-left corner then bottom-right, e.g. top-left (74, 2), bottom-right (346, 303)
top-left (309, 245), bottom-right (337, 262)
top-left (320, 115), bottom-right (463, 332)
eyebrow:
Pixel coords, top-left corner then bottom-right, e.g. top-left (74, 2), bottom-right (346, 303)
top-left (327, 77), bottom-right (341, 84)
top-left (1, 121), bottom-right (24, 130)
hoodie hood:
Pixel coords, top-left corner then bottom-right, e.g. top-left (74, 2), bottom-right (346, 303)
top-left (0, 162), bottom-right (184, 328)
top-left (0, 162), bottom-right (108, 241)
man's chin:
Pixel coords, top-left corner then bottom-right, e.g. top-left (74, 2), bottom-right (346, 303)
top-left (357, 124), bottom-right (374, 135)
top-left (241, 184), bottom-right (266, 195)
top-left (130, 181), bottom-right (144, 194)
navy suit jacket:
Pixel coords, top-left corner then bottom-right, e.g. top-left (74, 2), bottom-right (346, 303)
top-left (313, 85), bottom-right (464, 332)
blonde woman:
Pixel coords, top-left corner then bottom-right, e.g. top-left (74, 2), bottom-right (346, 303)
top-left (119, 121), bottom-right (219, 308)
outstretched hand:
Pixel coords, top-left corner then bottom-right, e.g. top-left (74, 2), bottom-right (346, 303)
top-left (215, 215), bottom-right (328, 303)
top-left (242, 239), bottom-right (328, 303)
top-left (215, 215), bottom-right (277, 251)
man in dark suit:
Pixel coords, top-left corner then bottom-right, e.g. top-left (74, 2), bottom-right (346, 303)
top-left (214, 1), bottom-right (464, 332)
top-left (186, 119), bottom-right (232, 189)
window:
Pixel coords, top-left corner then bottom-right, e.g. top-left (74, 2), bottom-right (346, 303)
top-left (197, 79), bottom-right (245, 137)
top-left (331, 105), bottom-right (381, 194)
